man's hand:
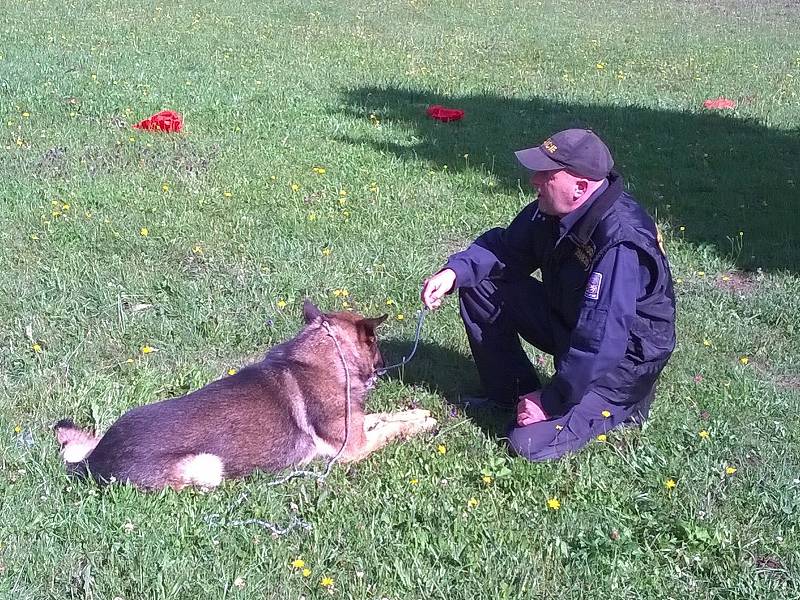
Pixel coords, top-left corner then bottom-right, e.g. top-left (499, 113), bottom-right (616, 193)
top-left (421, 268), bottom-right (457, 310)
top-left (516, 391), bottom-right (548, 426)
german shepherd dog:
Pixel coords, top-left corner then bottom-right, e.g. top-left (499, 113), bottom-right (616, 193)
top-left (54, 300), bottom-right (437, 490)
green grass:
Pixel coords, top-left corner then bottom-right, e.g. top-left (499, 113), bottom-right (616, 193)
top-left (1, 0), bottom-right (800, 597)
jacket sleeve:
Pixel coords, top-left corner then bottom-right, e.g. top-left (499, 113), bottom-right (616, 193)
top-left (443, 202), bottom-right (542, 288)
top-left (539, 243), bottom-right (644, 414)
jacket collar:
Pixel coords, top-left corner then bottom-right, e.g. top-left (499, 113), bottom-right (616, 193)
top-left (564, 171), bottom-right (624, 245)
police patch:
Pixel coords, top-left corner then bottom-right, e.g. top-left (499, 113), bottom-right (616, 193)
top-left (585, 272), bottom-right (603, 300)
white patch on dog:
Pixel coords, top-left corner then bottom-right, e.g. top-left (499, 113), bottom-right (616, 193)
top-left (62, 440), bottom-right (97, 463)
top-left (177, 453), bottom-right (224, 488)
top-left (290, 396), bottom-right (338, 461)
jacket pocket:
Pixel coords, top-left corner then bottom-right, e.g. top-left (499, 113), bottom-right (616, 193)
top-left (571, 307), bottom-right (608, 352)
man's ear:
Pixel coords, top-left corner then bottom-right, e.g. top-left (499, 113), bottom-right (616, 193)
top-left (574, 178), bottom-right (589, 199)
top-left (302, 299), bottom-right (324, 323)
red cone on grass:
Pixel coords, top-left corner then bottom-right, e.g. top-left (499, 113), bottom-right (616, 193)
top-left (702, 97), bottom-right (736, 110)
top-left (426, 105), bottom-right (465, 122)
top-left (133, 110), bottom-right (184, 132)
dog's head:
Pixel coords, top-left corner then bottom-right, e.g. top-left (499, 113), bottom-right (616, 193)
top-left (303, 299), bottom-right (387, 386)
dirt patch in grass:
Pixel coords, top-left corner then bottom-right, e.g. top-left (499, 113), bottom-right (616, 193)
top-left (81, 139), bottom-right (219, 180)
top-left (35, 147), bottom-right (69, 178)
top-left (774, 374), bottom-right (800, 392)
top-left (714, 272), bottom-right (757, 295)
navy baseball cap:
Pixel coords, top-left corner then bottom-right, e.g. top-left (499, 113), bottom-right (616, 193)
top-left (514, 128), bottom-right (614, 180)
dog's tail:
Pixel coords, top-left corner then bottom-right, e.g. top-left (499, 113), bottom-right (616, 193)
top-left (54, 419), bottom-right (99, 476)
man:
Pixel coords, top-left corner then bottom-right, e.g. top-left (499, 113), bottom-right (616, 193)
top-left (421, 129), bottom-right (676, 461)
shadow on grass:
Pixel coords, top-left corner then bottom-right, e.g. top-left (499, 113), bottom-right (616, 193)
top-left (379, 338), bottom-right (516, 439)
top-left (338, 86), bottom-right (800, 272)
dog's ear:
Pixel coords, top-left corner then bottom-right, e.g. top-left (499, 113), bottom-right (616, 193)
top-left (302, 299), bottom-right (324, 323)
top-left (361, 314), bottom-right (388, 330)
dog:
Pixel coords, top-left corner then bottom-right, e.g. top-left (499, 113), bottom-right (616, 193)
top-left (54, 300), bottom-right (437, 490)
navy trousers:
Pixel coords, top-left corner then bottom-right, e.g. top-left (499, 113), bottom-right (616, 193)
top-left (458, 277), bottom-right (653, 461)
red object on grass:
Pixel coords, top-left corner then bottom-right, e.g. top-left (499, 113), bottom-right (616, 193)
top-left (132, 110), bottom-right (184, 132)
top-left (426, 104), bottom-right (465, 122)
top-left (702, 97), bottom-right (736, 110)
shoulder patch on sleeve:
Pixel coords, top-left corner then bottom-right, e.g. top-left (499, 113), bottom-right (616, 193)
top-left (585, 271), bottom-right (603, 300)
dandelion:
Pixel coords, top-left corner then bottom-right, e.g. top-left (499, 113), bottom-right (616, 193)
top-left (703, 339), bottom-right (712, 347)
top-left (696, 271), bottom-right (705, 277)
top-left (290, 558), bottom-right (305, 569)
top-left (409, 478), bottom-right (419, 485)
top-left (321, 247), bottom-right (332, 256)
top-left (22, 111), bottom-right (30, 117)
top-left (467, 497), bottom-right (479, 508)
top-left (725, 466), bottom-right (737, 475)
top-left (139, 227), bottom-right (149, 237)
top-left (338, 197), bottom-right (347, 206)
top-left (223, 191), bottom-right (232, 198)
top-left (227, 369), bottom-right (237, 376)
top-left (664, 478), bottom-right (677, 490)
top-left (341, 301), bottom-right (351, 309)
top-left (276, 299), bottom-right (287, 309)
top-left (14, 424), bottom-right (22, 434)
top-left (601, 410), bottom-right (611, 418)
top-left (436, 444), bottom-right (446, 455)
top-left (597, 434), bottom-right (607, 442)
top-left (369, 182), bottom-right (378, 192)
top-left (302, 568), bottom-right (311, 577)
top-left (547, 498), bottom-right (561, 510)
top-left (162, 183), bottom-right (170, 192)
top-left (32, 343), bottom-right (42, 353)
top-left (699, 430), bottom-right (710, 439)
top-left (482, 475), bottom-right (492, 485)
top-left (140, 345), bottom-right (155, 354)
top-left (312, 166), bottom-right (326, 175)
top-left (307, 212), bottom-right (317, 222)
top-left (332, 288), bottom-right (349, 297)
top-left (676, 278), bottom-right (684, 284)
top-left (739, 356), bottom-right (749, 365)
top-left (339, 189), bottom-right (347, 197)
top-left (290, 183), bottom-right (300, 192)
top-left (596, 62), bottom-right (606, 70)
top-left (396, 313), bottom-right (405, 321)
top-left (385, 298), bottom-right (395, 306)
top-left (320, 577), bottom-right (334, 588)
top-left (192, 245), bottom-right (204, 255)
top-left (721, 275), bottom-right (731, 282)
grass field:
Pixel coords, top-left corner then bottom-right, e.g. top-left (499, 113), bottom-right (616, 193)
top-left (1, 0), bottom-right (799, 597)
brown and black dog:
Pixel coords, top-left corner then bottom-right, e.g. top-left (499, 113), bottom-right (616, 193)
top-left (54, 300), bottom-right (437, 490)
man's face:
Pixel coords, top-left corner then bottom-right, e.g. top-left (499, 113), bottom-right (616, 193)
top-left (530, 169), bottom-right (586, 217)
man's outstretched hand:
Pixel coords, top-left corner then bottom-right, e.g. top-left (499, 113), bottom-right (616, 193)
top-left (421, 268), bottom-right (457, 310)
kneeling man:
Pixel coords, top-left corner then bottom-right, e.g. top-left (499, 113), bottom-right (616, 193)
top-left (421, 129), bottom-right (676, 460)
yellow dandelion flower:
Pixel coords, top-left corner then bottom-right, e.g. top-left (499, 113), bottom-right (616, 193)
top-left (676, 278), bottom-right (684, 284)
top-left (62, 203), bottom-right (70, 211)
top-left (547, 498), bottom-right (561, 510)
top-left (596, 62), bottom-right (606, 70)
top-left (385, 298), bottom-right (395, 305)
top-left (339, 189), bottom-right (347, 196)
top-left (307, 212), bottom-right (317, 221)
top-left (302, 568), bottom-right (311, 577)
top-left (139, 227), bottom-right (149, 237)
top-left (290, 183), bottom-right (300, 192)
top-left (436, 444), bottom-right (446, 455)
top-left (140, 345), bottom-right (154, 354)
top-left (312, 166), bottom-right (326, 174)
top-left (14, 424), bottom-right (22, 434)
top-left (162, 183), bottom-right (169, 192)
top-left (703, 339), bottom-right (711, 347)
top-left (725, 466), bottom-right (737, 475)
top-left (320, 577), bottom-right (334, 588)
top-left (192, 245), bottom-right (204, 255)
top-left (482, 475), bottom-right (492, 485)
top-left (32, 343), bottom-right (42, 353)
top-left (396, 313), bottom-right (405, 321)
top-left (290, 558), bottom-right (305, 569)
top-left (697, 271), bottom-right (705, 277)
top-left (699, 430), bottom-right (710, 439)
top-left (409, 478), bottom-right (419, 485)
top-left (276, 299), bottom-right (287, 309)
top-left (664, 478), bottom-right (677, 490)
top-left (333, 288), bottom-right (349, 297)
top-left (739, 356), bottom-right (749, 365)
top-left (223, 191), bottom-right (232, 198)
top-left (597, 434), bottom-right (608, 442)
top-left (601, 410), bottom-right (611, 418)
top-left (322, 247), bottom-right (332, 256)
top-left (227, 369), bottom-right (237, 376)
top-left (467, 497), bottom-right (479, 508)
top-left (338, 197), bottom-right (347, 206)
top-left (341, 301), bottom-right (351, 309)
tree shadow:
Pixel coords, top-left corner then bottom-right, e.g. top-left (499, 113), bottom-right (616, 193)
top-left (379, 338), bottom-right (516, 439)
top-left (337, 86), bottom-right (800, 273)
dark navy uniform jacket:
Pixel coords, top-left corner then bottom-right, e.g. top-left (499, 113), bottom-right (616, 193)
top-left (445, 171), bottom-right (676, 415)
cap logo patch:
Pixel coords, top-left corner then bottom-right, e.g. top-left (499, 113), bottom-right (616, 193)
top-left (542, 138), bottom-right (558, 153)
top-left (585, 272), bottom-right (603, 300)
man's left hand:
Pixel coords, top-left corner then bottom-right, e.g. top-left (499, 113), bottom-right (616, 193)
top-left (517, 391), bottom-right (548, 426)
